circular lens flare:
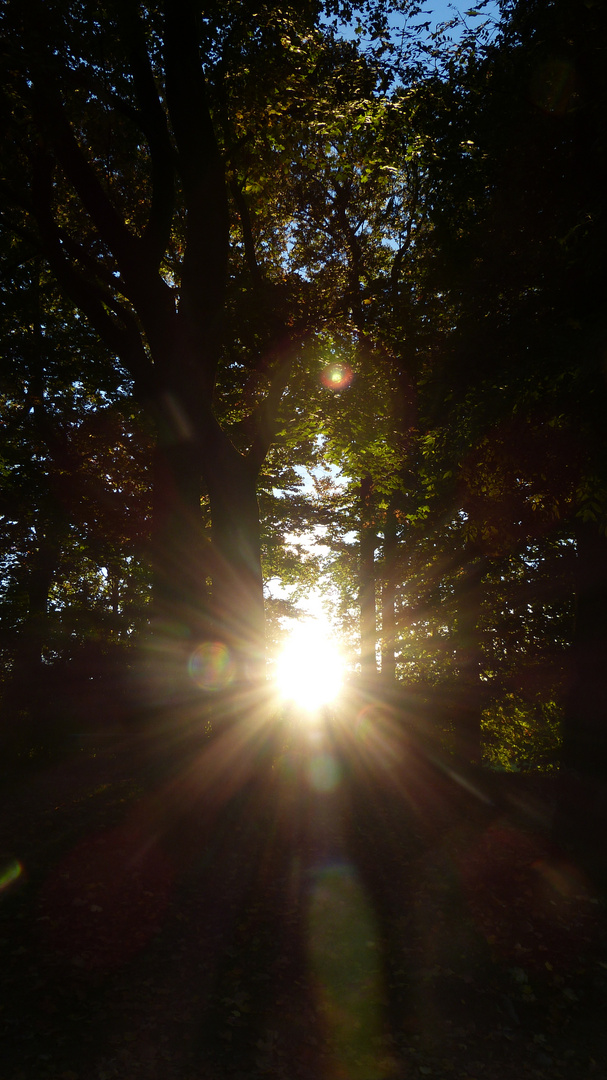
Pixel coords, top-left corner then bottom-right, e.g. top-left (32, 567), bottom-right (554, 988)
top-left (276, 621), bottom-right (343, 710)
top-left (189, 641), bottom-right (236, 692)
top-left (320, 363), bottom-right (353, 392)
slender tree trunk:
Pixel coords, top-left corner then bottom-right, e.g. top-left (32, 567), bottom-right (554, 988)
top-left (452, 552), bottom-right (487, 765)
top-left (1, 524), bottom-right (59, 755)
top-left (109, 570), bottom-right (120, 623)
top-left (359, 474), bottom-right (377, 681)
top-left (553, 520), bottom-right (607, 888)
top-left (381, 495), bottom-right (398, 685)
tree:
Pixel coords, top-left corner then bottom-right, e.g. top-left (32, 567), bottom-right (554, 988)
top-left (1, 0), bottom-right (408, 696)
top-left (0, 230), bottom-right (152, 752)
top-left (409, 0), bottom-right (607, 871)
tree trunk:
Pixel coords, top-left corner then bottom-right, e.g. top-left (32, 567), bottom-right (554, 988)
top-left (149, 437), bottom-right (210, 628)
top-left (452, 552), bottom-right (487, 765)
top-left (1, 524), bottom-right (59, 756)
top-left (206, 443), bottom-right (266, 685)
top-left (359, 474), bottom-right (377, 681)
top-left (142, 426), bottom-right (213, 714)
top-left (147, 427), bottom-right (269, 715)
top-left (381, 495), bottom-right (398, 685)
top-left (553, 520), bottom-right (607, 888)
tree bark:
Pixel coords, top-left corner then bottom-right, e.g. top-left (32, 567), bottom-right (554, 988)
top-left (452, 552), bottom-right (487, 765)
top-left (1, 523), bottom-right (60, 755)
top-left (144, 379), bottom-right (267, 704)
top-left (206, 442), bottom-right (266, 684)
top-left (381, 495), bottom-right (398, 685)
top-left (553, 520), bottom-right (607, 888)
top-left (359, 474), bottom-right (377, 681)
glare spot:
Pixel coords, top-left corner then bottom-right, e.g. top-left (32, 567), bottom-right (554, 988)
top-left (320, 363), bottom-right (353, 392)
top-left (307, 752), bottom-right (341, 793)
top-left (189, 642), bottom-right (236, 692)
top-left (308, 864), bottom-right (385, 1078)
top-left (0, 859), bottom-right (23, 893)
top-left (354, 707), bottom-right (375, 746)
top-left (276, 621), bottom-right (343, 710)
top-left (530, 57), bottom-right (576, 115)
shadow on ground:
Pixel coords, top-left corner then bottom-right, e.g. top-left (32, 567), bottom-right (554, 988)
top-left (0, 695), bottom-right (606, 1079)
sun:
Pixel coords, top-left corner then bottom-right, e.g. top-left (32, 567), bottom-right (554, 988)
top-left (275, 621), bottom-right (344, 711)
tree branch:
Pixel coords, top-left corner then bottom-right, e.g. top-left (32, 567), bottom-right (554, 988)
top-left (30, 83), bottom-right (142, 283)
top-left (164, 0), bottom-right (229, 324)
top-left (118, 0), bottom-right (175, 269)
top-left (230, 178), bottom-right (264, 289)
top-left (246, 336), bottom-right (300, 476)
top-left (31, 152), bottom-right (154, 397)
top-left (329, 178), bottom-right (364, 326)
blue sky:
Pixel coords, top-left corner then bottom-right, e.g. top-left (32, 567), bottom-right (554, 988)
top-left (337, 1), bottom-right (500, 53)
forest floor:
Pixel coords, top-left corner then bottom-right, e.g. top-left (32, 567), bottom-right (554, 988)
top-left (0, 716), bottom-right (606, 1080)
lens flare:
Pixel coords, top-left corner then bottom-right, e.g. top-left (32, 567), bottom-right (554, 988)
top-left (276, 621), bottom-right (343, 711)
top-left (189, 641), bottom-right (236, 692)
top-left (530, 57), bottom-right (576, 115)
top-left (320, 363), bottom-right (353, 392)
top-left (308, 864), bottom-right (385, 1079)
top-left (0, 859), bottom-right (23, 893)
top-left (307, 752), bottom-right (341, 793)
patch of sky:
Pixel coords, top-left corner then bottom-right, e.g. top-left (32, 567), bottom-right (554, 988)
top-left (294, 460), bottom-right (346, 494)
top-left (326, 1), bottom-right (500, 74)
top-left (266, 457), bottom-right (353, 627)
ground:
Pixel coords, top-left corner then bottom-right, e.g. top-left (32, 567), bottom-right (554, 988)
top-left (0, 712), bottom-right (605, 1080)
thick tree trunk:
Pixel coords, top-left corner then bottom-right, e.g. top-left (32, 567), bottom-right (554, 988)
top-left (142, 421), bottom-right (213, 716)
top-left (145, 399), bottom-right (265, 708)
top-left (553, 520), bottom-right (607, 888)
top-left (206, 447), bottom-right (266, 685)
top-left (149, 439), bottom-right (210, 633)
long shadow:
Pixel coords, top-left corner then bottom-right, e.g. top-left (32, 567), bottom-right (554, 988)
top-left (331, 688), bottom-right (426, 1062)
top-left (330, 683), bottom-right (503, 1065)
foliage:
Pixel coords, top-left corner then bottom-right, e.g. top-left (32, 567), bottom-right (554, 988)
top-left (482, 693), bottom-right (563, 773)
